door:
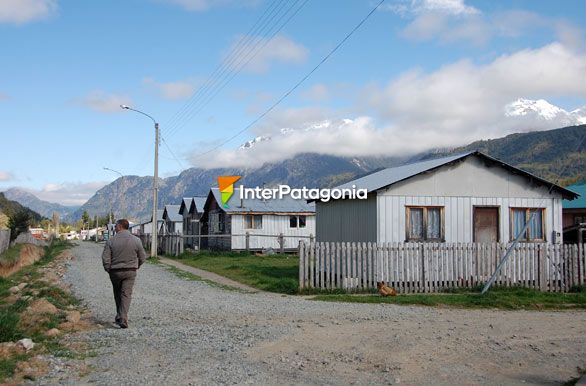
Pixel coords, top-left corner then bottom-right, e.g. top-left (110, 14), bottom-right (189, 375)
top-left (474, 207), bottom-right (499, 243)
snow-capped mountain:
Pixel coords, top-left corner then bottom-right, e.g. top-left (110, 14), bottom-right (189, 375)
top-left (239, 119), bottom-right (346, 150)
top-left (505, 98), bottom-right (586, 125)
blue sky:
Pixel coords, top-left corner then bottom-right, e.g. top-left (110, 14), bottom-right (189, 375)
top-left (1, 0), bottom-right (585, 205)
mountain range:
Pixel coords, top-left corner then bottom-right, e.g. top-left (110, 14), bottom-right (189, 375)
top-left (2, 100), bottom-right (585, 223)
top-left (62, 123), bottom-right (585, 223)
top-left (0, 193), bottom-right (43, 223)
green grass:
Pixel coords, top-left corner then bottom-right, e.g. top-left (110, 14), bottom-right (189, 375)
top-left (0, 353), bottom-right (29, 380)
top-left (171, 250), bottom-right (300, 294)
top-left (162, 265), bottom-right (246, 292)
top-left (311, 286), bottom-right (586, 310)
top-left (0, 239), bottom-right (79, 383)
top-left (0, 244), bottom-right (23, 268)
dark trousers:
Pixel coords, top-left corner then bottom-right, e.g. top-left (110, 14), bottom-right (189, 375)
top-left (109, 270), bottom-right (137, 323)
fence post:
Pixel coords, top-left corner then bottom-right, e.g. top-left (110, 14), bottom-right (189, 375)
top-left (298, 241), bottom-right (305, 290)
top-left (245, 232), bottom-right (250, 253)
top-left (278, 233), bottom-right (284, 254)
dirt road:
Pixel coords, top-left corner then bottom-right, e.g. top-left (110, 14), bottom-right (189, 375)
top-left (38, 242), bottom-right (586, 385)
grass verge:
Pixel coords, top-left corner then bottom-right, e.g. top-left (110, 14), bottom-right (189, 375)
top-left (311, 286), bottom-right (586, 310)
top-left (0, 244), bottom-right (23, 268)
top-left (171, 250), bottom-right (299, 294)
top-left (0, 239), bottom-right (78, 382)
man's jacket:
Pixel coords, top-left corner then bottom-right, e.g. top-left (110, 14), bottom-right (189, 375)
top-left (102, 230), bottom-right (147, 272)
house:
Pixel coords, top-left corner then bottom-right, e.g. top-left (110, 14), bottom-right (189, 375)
top-left (201, 187), bottom-right (315, 251)
top-left (179, 196), bottom-right (207, 249)
top-left (136, 209), bottom-right (164, 235)
top-left (316, 151), bottom-right (577, 244)
top-left (562, 180), bottom-right (586, 244)
top-left (161, 205), bottom-right (182, 235)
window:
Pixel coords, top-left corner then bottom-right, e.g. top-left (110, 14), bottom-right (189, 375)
top-left (289, 215), bottom-right (307, 228)
top-left (511, 208), bottom-right (545, 241)
top-left (244, 214), bottom-right (262, 229)
top-left (406, 207), bottom-right (444, 241)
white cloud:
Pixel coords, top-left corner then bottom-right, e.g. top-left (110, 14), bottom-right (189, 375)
top-left (30, 181), bottom-right (107, 206)
top-left (189, 42), bottom-right (586, 169)
top-left (0, 0), bottom-right (57, 24)
top-left (367, 42), bottom-right (586, 139)
top-left (227, 35), bottom-right (309, 74)
top-left (160, 0), bottom-right (259, 12)
top-left (143, 77), bottom-right (195, 100)
top-left (389, 0), bottom-right (479, 17)
top-left (301, 84), bottom-right (330, 102)
top-left (0, 171), bottom-right (14, 182)
top-left (80, 92), bottom-right (133, 113)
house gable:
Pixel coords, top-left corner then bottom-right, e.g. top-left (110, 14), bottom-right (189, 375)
top-left (379, 155), bottom-right (563, 199)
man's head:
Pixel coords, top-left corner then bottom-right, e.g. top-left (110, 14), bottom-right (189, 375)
top-left (115, 219), bottom-right (130, 232)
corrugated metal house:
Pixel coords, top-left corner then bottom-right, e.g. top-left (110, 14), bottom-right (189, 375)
top-left (201, 187), bottom-right (315, 251)
top-left (316, 151), bottom-right (577, 244)
top-left (179, 196), bottom-right (207, 248)
top-left (161, 205), bottom-right (182, 235)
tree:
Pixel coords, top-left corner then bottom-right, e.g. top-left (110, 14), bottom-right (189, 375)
top-left (81, 211), bottom-right (90, 229)
top-left (0, 211), bottom-right (8, 230)
top-left (8, 210), bottom-right (31, 241)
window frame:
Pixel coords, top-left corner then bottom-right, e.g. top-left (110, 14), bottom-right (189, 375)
top-left (405, 206), bottom-right (445, 242)
top-left (289, 215), bottom-right (307, 229)
top-left (509, 207), bottom-right (546, 242)
top-left (244, 214), bottom-right (263, 230)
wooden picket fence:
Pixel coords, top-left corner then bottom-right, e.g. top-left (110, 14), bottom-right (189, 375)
top-left (298, 242), bottom-right (586, 293)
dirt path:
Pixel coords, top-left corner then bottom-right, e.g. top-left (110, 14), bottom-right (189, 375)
top-left (41, 242), bottom-right (586, 385)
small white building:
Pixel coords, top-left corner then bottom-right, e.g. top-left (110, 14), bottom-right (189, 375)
top-left (201, 187), bottom-right (315, 251)
top-left (316, 151), bottom-right (577, 244)
top-left (162, 205), bottom-right (182, 235)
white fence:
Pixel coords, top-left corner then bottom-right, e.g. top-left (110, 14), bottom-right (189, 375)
top-left (0, 230), bottom-right (10, 255)
top-left (299, 242), bottom-right (586, 293)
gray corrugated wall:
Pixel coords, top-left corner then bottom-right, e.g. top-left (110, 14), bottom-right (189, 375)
top-left (316, 195), bottom-right (377, 242)
top-left (0, 230), bottom-right (10, 254)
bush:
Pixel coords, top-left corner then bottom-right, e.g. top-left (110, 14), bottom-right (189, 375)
top-left (7, 211), bottom-right (31, 241)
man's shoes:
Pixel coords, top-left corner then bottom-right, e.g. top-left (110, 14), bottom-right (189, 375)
top-left (116, 320), bottom-right (128, 329)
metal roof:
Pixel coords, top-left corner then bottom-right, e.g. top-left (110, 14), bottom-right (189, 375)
top-left (209, 188), bottom-right (315, 213)
top-left (563, 181), bottom-right (585, 209)
top-left (334, 151), bottom-right (577, 200)
top-left (191, 196), bottom-right (207, 214)
top-left (179, 198), bottom-right (192, 215)
top-left (163, 205), bottom-right (182, 222)
top-left (151, 209), bottom-right (164, 222)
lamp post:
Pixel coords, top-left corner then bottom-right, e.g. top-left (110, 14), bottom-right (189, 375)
top-left (120, 104), bottom-right (159, 258)
top-left (103, 166), bottom-right (125, 223)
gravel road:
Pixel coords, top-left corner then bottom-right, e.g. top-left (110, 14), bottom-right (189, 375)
top-left (37, 242), bottom-right (586, 385)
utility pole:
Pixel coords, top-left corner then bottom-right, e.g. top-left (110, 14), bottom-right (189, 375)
top-left (120, 104), bottom-right (159, 258)
top-left (153, 122), bottom-right (159, 258)
top-left (95, 215), bottom-right (98, 243)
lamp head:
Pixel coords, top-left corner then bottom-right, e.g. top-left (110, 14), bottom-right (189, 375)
top-left (120, 104), bottom-right (130, 110)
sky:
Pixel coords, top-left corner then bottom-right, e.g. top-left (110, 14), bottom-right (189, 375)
top-left (0, 0), bottom-right (585, 206)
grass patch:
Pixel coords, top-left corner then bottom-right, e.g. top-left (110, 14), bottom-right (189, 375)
top-left (0, 299), bottom-right (28, 342)
top-left (0, 244), bottom-right (23, 268)
top-left (163, 264), bottom-right (247, 292)
top-left (171, 250), bottom-right (299, 294)
top-left (0, 353), bottom-right (29, 380)
top-left (311, 286), bottom-right (586, 310)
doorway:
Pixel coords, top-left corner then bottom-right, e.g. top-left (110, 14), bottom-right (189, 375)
top-left (474, 207), bottom-right (499, 243)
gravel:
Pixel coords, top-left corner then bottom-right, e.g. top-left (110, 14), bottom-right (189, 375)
top-left (33, 242), bottom-right (586, 385)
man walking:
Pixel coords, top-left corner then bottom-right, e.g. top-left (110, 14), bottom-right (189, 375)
top-left (102, 219), bottom-right (146, 328)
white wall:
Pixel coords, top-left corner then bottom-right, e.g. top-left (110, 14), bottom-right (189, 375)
top-left (377, 195), bottom-right (562, 243)
top-left (230, 214), bottom-right (315, 250)
top-left (377, 157), bottom-right (564, 244)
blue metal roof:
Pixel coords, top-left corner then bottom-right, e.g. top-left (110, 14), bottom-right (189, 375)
top-left (563, 181), bottom-right (585, 209)
top-left (179, 198), bottom-right (192, 215)
top-left (192, 196), bottom-right (207, 214)
top-left (163, 205), bottom-right (182, 222)
top-left (209, 188), bottom-right (315, 213)
top-left (334, 151), bottom-right (577, 200)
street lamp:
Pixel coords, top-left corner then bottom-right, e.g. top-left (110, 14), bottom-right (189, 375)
top-left (120, 104), bottom-right (159, 258)
top-left (103, 167), bottom-right (126, 221)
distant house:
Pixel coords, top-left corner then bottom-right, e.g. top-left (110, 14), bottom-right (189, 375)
top-left (562, 181), bottom-right (585, 244)
top-left (179, 196), bottom-right (207, 249)
top-left (136, 209), bottom-right (164, 235)
top-left (161, 205), bottom-right (182, 235)
top-left (201, 187), bottom-right (315, 251)
top-left (316, 151), bottom-right (577, 245)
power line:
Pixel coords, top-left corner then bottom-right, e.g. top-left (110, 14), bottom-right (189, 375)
top-left (160, 135), bottom-right (186, 170)
top-left (162, 0), bottom-right (305, 139)
top-left (164, 0), bottom-right (309, 141)
top-left (190, 0), bottom-right (386, 161)
top-left (162, 0), bottom-right (285, 133)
